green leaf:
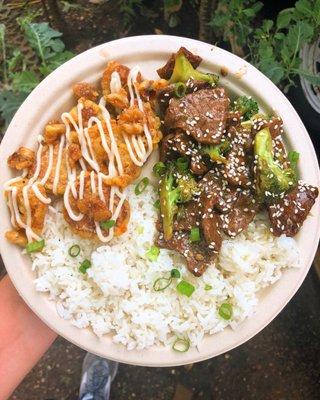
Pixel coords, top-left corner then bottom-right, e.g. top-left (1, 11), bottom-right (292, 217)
top-left (22, 22), bottom-right (64, 64)
top-left (295, 0), bottom-right (313, 17)
top-left (7, 49), bottom-right (24, 75)
top-left (294, 69), bottom-right (320, 85)
top-left (39, 50), bottom-right (74, 76)
top-left (0, 90), bottom-right (28, 127)
top-left (12, 71), bottom-right (39, 92)
top-left (277, 8), bottom-right (294, 29)
top-left (164, 0), bottom-right (182, 14)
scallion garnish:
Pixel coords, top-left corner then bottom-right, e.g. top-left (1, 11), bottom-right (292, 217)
top-left (176, 280), bottom-right (195, 297)
top-left (79, 259), bottom-right (91, 274)
top-left (172, 337), bottom-right (190, 352)
top-left (153, 162), bottom-right (166, 177)
top-left (170, 268), bottom-right (181, 278)
top-left (174, 82), bottom-right (187, 98)
top-left (100, 219), bottom-right (116, 230)
top-left (146, 245), bottom-right (160, 261)
top-left (218, 303), bottom-right (233, 320)
top-left (68, 244), bottom-right (80, 257)
top-left (176, 156), bottom-right (189, 171)
top-left (204, 284), bottom-right (212, 291)
top-left (153, 199), bottom-right (160, 209)
top-left (25, 239), bottom-right (45, 253)
top-left (189, 227), bottom-right (200, 242)
top-left (153, 277), bottom-right (172, 291)
top-left (135, 177), bottom-right (149, 195)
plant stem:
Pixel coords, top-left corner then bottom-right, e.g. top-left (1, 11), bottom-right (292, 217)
top-left (0, 24), bottom-right (7, 86)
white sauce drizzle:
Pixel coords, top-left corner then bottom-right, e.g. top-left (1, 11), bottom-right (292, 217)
top-left (4, 65), bottom-right (153, 243)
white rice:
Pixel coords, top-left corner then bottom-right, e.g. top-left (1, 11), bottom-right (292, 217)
top-left (32, 184), bottom-right (300, 350)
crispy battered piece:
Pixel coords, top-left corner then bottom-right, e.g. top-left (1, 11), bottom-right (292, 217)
top-left (8, 147), bottom-right (35, 170)
top-left (73, 82), bottom-right (99, 102)
top-left (105, 88), bottom-right (129, 110)
top-left (33, 143), bottom-right (68, 195)
top-left (88, 120), bottom-right (142, 185)
top-left (67, 143), bottom-right (82, 168)
top-left (63, 172), bottom-right (130, 239)
top-left (44, 122), bottom-right (66, 144)
top-left (5, 229), bottom-right (28, 247)
top-left (69, 98), bottom-right (102, 126)
top-left (118, 106), bottom-right (145, 136)
top-left (5, 178), bottom-right (48, 238)
top-left (101, 61), bottom-right (130, 97)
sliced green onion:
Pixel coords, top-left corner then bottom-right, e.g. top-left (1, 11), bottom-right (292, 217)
top-left (176, 280), bottom-right (195, 297)
top-left (100, 219), bottom-right (116, 230)
top-left (204, 284), bottom-right (212, 291)
top-left (135, 177), bottom-right (149, 195)
top-left (176, 156), bottom-right (189, 171)
top-left (171, 268), bottom-right (181, 278)
top-left (153, 162), bottom-right (166, 177)
top-left (189, 227), bottom-right (200, 242)
top-left (146, 245), bottom-right (160, 261)
top-left (153, 199), bottom-right (160, 209)
top-left (25, 239), bottom-right (45, 253)
top-left (136, 225), bottom-right (144, 234)
top-left (172, 337), bottom-right (190, 352)
top-left (68, 244), bottom-right (80, 257)
top-left (79, 259), bottom-right (91, 274)
top-left (153, 277), bottom-right (172, 291)
top-left (174, 82), bottom-right (187, 98)
top-left (218, 303), bottom-right (233, 320)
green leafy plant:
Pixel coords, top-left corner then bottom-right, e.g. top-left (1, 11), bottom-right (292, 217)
top-left (119, 0), bottom-right (143, 31)
top-left (209, 0), bottom-right (263, 56)
top-left (0, 20), bottom-right (73, 129)
top-left (210, 0), bottom-right (320, 91)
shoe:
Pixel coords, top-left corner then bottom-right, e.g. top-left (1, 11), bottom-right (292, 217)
top-left (79, 353), bottom-right (118, 400)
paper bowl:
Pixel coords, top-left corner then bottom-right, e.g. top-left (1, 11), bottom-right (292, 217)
top-left (0, 35), bottom-right (319, 367)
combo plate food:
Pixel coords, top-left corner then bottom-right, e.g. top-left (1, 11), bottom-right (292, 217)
top-left (3, 47), bottom-right (318, 352)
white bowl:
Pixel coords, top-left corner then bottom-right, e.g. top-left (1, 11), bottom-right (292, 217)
top-left (0, 35), bottom-right (319, 367)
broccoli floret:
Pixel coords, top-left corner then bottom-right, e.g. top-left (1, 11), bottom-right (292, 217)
top-left (159, 165), bottom-right (181, 241)
top-left (201, 140), bottom-right (230, 164)
top-left (169, 51), bottom-right (219, 86)
top-left (254, 128), bottom-right (298, 202)
top-left (232, 96), bottom-right (259, 120)
top-left (176, 172), bottom-right (198, 202)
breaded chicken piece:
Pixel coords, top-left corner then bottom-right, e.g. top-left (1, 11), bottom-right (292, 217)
top-left (31, 143), bottom-right (68, 195)
top-left (105, 88), bottom-right (129, 110)
top-left (5, 229), bottom-right (27, 247)
top-left (73, 82), bottom-right (99, 102)
top-left (5, 178), bottom-right (48, 241)
top-left (118, 106), bottom-right (145, 136)
top-left (69, 98), bottom-right (102, 126)
top-left (87, 120), bottom-right (141, 185)
top-left (63, 172), bottom-right (130, 240)
top-left (7, 147), bottom-right (35, 170)
top-left (44, 122), bottom-right (66, 144)
top-left (101, 61), bottom-right (130, 97)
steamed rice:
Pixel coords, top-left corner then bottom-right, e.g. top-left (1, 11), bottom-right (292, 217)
top-left (32, 184), bottom-right (300, 350)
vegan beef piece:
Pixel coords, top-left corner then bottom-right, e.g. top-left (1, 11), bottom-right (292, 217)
top-left (164, 88), bottom-right (229, 145)
top-left (268, 183), bottom-right (318, 237)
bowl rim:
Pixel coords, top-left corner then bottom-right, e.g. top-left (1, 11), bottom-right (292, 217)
top-left (0, 34), bottom-right (319, 367)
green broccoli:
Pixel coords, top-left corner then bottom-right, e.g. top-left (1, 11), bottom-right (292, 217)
top-left (254, 128), bottom-right (298, 202)
top-left (169, 51), bottom-right (219, 86)
top-left (201, 140), bottom-right (230, 164)
top-left (159, 165), bottom-right (181, 241)
top-left (232, 96), bottom-right (259, 120)
top-left (176, 172), bottom-right (198, 202)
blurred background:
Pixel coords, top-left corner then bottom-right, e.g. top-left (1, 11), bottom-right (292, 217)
top-left (1, 0), bottom-right (320, 399)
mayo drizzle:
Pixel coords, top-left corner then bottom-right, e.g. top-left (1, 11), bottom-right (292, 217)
top-left (4, 65), bottom-right (153, 243)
